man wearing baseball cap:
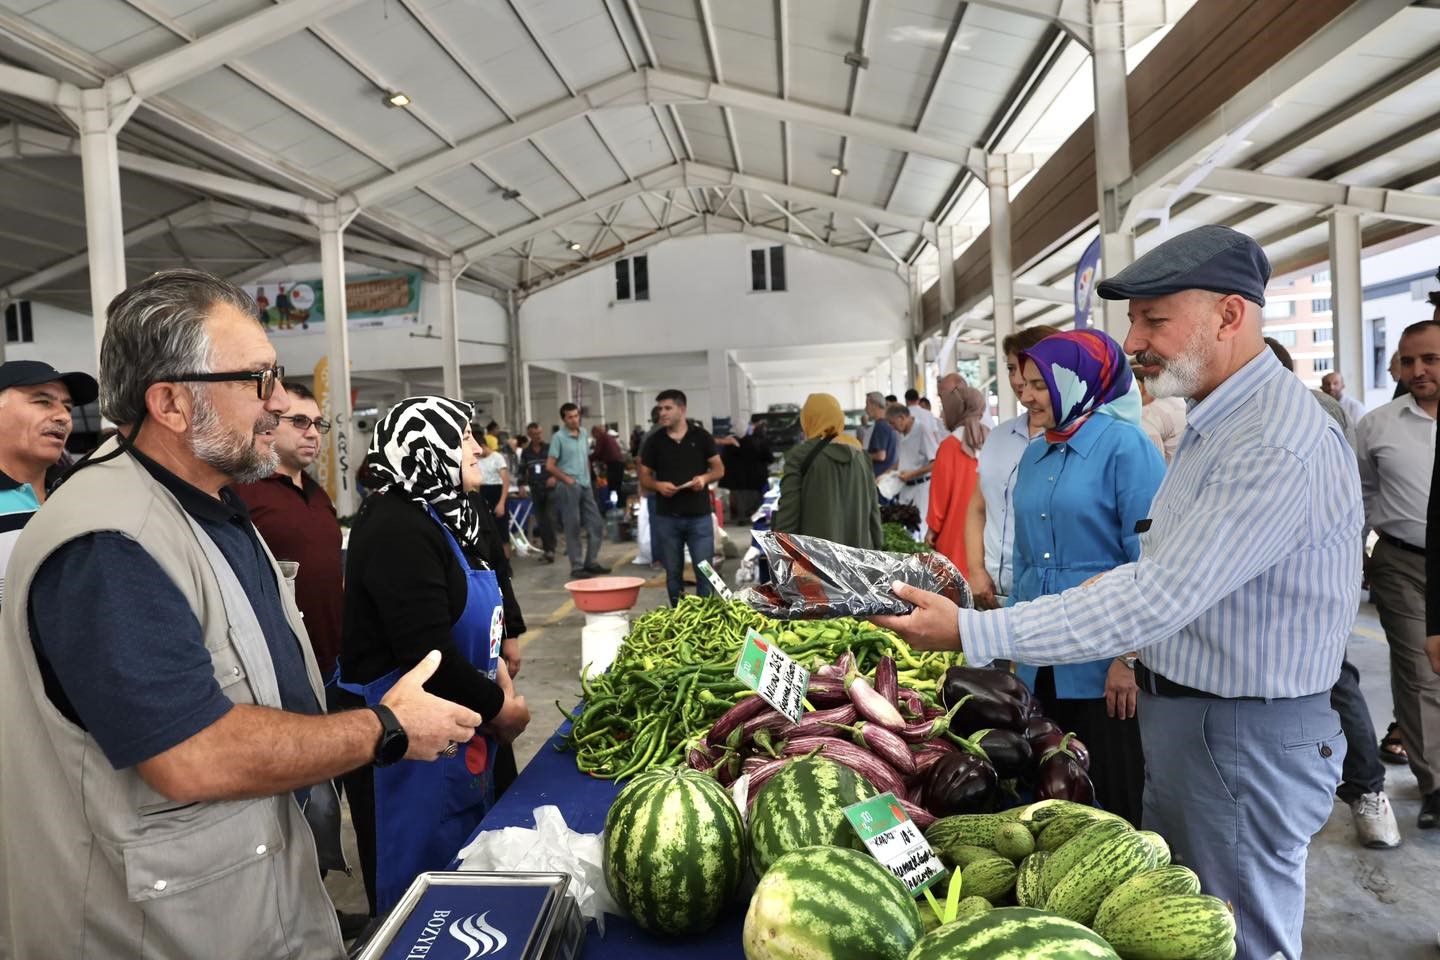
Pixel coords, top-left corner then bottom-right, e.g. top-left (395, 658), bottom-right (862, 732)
top-left (876, 225), bottom-right (1361, 960)
top-left (0, 360), bottom-right (97, 606)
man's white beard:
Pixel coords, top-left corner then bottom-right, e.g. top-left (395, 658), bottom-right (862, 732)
top-left (1142, 325), bottom-right (1210, 400)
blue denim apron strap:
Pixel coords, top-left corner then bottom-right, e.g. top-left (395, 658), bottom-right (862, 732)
top-left (335, 507), bottom-right (507, 913)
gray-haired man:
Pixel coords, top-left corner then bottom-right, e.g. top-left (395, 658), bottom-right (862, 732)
top-left (0, 269), bottom-right (479, 959)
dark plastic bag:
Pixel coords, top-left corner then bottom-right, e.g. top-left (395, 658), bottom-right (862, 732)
top-left (743, 531), bottom-right (972, 619)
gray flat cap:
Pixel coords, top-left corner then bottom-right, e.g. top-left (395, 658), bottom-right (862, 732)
top-left (1096, 224), bottom-right (1270, 307)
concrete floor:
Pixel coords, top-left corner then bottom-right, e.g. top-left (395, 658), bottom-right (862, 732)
top-left (326, 525), bottom-right (1440, 958)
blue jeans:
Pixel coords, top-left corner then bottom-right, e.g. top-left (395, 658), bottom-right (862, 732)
top-left (653, 512), bottom-right (715, 606)
top-left (1140, 690), bottom-right (1343, 960)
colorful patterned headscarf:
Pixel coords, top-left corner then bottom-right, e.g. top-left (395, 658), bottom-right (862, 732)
top-left (1020, 329), bottom-right (1141, 443)
top-left (365, 396), bottom-right (485, 552)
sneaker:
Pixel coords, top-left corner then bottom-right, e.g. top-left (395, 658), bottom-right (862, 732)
top-left (569, 568), bottom-right (592, 579)
top-left (1349, 792), bottom-right (1401, 848)
top-left (583, 562), bottom-right (612, 574)
top-left (542, 551), bottom-right (555, 563)
top-left (1420, 791), bottom-right (1440, 830)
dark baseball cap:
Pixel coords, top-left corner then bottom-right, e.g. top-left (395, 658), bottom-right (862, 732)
top-left (1096, 224), bottom-right (1271, 307)
top-left (0, 360), bottom-right (99, 406)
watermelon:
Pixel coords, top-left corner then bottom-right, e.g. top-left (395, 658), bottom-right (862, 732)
top-left (1093, 865), bottom-right (1201, 935)
top-left (743, 846), bottom-right (923, 960)
top-left (906, 906), bottom-right (1119, 959)
top-left (1099, 894), bottom-right (1236, 960)
top-left (1044, 830), bottom-right (1158, 925)
top-left (748, 756), bottom-right (877, 876)
top-left (603, 766), bottom-right (745, 935)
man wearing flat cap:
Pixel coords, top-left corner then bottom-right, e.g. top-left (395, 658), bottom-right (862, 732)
top-left (0, 359), bottom-right (98, 606)
top-left (877, 224), bottom-right (1361, 960)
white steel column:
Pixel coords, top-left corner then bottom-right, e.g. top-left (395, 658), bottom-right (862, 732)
top-left (506, 293), bottom-right (524, 429)
top-left (519, 360), bottom-right (534, 428)
top-left (937, 225), bottom-right (956, 319)
top-left (75, 89), bottom-right (136, 361)
top-left (988, 155), bottom-right (1018, 420)
top-left (317, 201), bottom-right (358, 517)
top-left (1328, 211), bottom-right (1365, 390)
top-left (597, 381), bottom-right (608, 428)
top-left (707, 348), bottom-right (733, 428)
top-left (618, 385), bottom-right (632, 438)
top-left (436, 256), bottom-right (461, 400)
top-left (1091, 0), bottom-right (1135, 338)
top-left (554, 370), bottom-right (573, 415)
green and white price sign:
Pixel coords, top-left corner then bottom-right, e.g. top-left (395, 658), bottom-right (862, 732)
top-left (695, 560), bottom-right (733, 600)
top-left (733, 628), bottom-right (809, 724)
top-left (843, 792), bottom-right (947, 893)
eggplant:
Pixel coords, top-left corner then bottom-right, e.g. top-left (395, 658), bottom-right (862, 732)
top-left (897, 689), bottom-right (925, 720)
top-left (919, 752), bottom-right (1000, 817)
top-left (898, 798), bottom-right (937, 831)
top-left (846, 669), bottom-right (907, 730)
top-left (970, 727), bottom-right (1033, 780)
top-left (788, 703), bottom-right (859, 739)
top-left (847, 721), bottom-right (918, 776)
top-left (707, 695), bottom-right (772, 746)
top-left (948, 690), bottom-right (1029, 734)
top-left (940, 665), bottom-right (1035, 710)
top-left (805, 675), bottom-right (851, 707)
top-left (874, 656), bottom-right (899, 704)
top-left (898, 701), bottom-right (963, 744)
top-left (781, 735), bottom-right (909, 800)
top-left (911, 740), bottom-right (959, 777)
top-left (741, 707), bottom-right (793, 742)
top-left (685, 740), bottom-right (717, 772)
top-left (1031, 731), bottom-right (1091, 771)
top-left (1034, 750), bottom-right (1094, 804)
top-left (1023, 716), bottom-right (1063, 746)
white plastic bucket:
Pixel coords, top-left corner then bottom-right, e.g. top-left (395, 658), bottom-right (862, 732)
top-left (580, 611), bottom-right (630, 678)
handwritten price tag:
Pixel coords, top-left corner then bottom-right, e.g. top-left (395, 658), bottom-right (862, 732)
top-left (695, 560), bottom-right (733, 600)
top-left (733, 628), bottom-right (809, 724)
top-left (843, 792), bottom-right (947, 894)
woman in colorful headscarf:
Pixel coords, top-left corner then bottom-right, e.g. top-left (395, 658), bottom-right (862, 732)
top-left (925, 376), bottom-right (989, 577)
top-left (337, 396), bottom-right (532, 916)
top-left (1011, 329), bottom-right (1165, 826)
top-left (773, 392), bottom-right (883, 549)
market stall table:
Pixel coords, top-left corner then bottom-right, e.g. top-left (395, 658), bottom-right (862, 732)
top-left (453, 714), bottom-right (751, 958)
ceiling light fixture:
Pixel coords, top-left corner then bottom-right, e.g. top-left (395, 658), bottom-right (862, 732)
top-left (830, 165), bottom-right (846, 177)
top-left (384, 91), bottom-right (411, 108)
top-left (500, 187), bottom-right (522, 201)
top-left (567, 241), bottom-right (582, 252)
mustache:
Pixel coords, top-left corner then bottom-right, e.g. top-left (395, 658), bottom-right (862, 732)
top-left (1132, 352), bottom-right (1167, 369)
top-left (254, 414), bottom-right (280, 433)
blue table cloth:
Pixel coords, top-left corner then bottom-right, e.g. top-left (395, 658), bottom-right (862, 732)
top-left (454, 716), bottom-right (750, 958)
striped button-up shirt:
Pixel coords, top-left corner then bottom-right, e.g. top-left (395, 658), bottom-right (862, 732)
top-left (958, 349), bottom-right (1362, 699)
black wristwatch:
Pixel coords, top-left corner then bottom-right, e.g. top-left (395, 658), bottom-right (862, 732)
top-left (369, 705), bottom-right (408, 767)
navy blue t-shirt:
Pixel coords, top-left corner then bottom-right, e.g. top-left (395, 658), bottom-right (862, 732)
top-left (29, 451), bottom-right (319, 770)
top-left (868, 418), bottom-right (899, 476)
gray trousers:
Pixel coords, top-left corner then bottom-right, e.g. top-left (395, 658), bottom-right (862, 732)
top-left (1140, 690), bottom-right (1343, 960)
top-left (1370, 539), bottom-right (1437, 795)
top-left (554, 481), bottom-right (603, 570)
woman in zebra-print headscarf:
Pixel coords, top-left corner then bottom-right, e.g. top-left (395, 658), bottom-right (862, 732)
top-left (337, 396), bottom-right (532, 916)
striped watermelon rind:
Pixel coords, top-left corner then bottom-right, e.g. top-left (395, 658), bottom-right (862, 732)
top-left (748, 757), bottom-right (877, 876)
top-left (743, 846), bottom-right (923, 960)
top-left (906, 906), bottom-right (1119, 960)
top-left (603, 766), bottom-right (746, 935)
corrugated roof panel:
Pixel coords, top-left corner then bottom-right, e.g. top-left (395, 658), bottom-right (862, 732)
top-left (788, 125), bottom-right (846, 193)
top-left (408, 0), bottom-right (568, 113)
top-left (712, 0), bottom-right (779, 94)
top-left (174, 0), bottom-right (270, 35)
top-left (837, 140), bottom-right (906, 210)
top-left (94, 25), bottom-right (183, 68)
top-left (486, 141), bottom-right (584, 210)
top-left (530, 0), bottom-right (633, 89)
top-left (675, 103), bottom-right (734, 168)
top-left (23, 0), bottom-right (165, 57)
top-left (728, 112), bottom-right (784, 182)
top-left (638, 0), bottom-right (710, 77)
top-left (787, 0), bottom-right (861, 112)
top-left (583, 106), bottom-right (676, 178)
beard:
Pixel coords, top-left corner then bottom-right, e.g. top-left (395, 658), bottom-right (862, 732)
top-left (190, 390), bottom-right (279, 483)
top-left (1135, 322), bottom-right (1211, 400)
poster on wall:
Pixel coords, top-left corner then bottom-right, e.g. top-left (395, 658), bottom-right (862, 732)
top-left (244, 272), bottom-right (423, 337)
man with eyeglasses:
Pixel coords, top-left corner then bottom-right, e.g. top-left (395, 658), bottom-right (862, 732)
top-left (0, 270), bottom-right (477, 959)
top-left (235, 382), bottom-right (343, 681)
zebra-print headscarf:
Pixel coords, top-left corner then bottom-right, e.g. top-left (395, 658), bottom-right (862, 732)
top-left (365, 396), bottom-right (485, 552)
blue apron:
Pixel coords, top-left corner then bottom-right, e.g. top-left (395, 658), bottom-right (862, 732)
top-left (338, 506), bottom-right (505, 913)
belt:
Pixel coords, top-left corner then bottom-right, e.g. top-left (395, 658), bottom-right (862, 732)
top-left (1377, 530), bottom-right (1425, 557)
top-left (905, 476), bottom-right (929, 487)
top-left (1135, 663), bottom-right (1264, 702)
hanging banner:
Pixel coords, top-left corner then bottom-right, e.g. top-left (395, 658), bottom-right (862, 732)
top-left (245, 272), bottom-right (423, 337)
top-left (311, 356), bottom-right (339, 503)
top-left (1074, 236), bottom-right (1102, 330)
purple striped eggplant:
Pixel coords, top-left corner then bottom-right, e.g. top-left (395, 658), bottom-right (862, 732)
top-left (845, 669), bottom-right (906, 730)
top-left (837, 721), bottom-right (917, 777)
top-left (898, 701), bottom-right (963, 744)
top-left (898, 798), bottom-right (937, 830)
top-left (780, 735), bottom-right (908, 800)
top-left (874, 656), bottom-right (898, 704)
top-left (788, 703), bottom-right (859, 739)
top-left (685, 740), bottom-right (716, 772)
top-left (706, 694), bottom-right (772, 747)
top-left (804, 674), bottom-right (851, 707)
top-left (741, 707), bottom-right (793, 742)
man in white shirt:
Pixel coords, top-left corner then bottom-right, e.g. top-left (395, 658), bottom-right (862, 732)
top-left (885, 403), bottom-right (938, 535)
top-left (1322, 372), bottom-right (1368, 425)
top-left (1356, 319), bottom-right (1439, 830)
top-left (904, 387), bottom-right (947, 454)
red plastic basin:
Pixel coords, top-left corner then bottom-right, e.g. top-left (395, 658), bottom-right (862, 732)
top-left (564, 575), bottom-right (647, 613)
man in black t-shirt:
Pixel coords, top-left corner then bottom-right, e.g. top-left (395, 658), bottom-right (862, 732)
top-left (518, 422), bottom-right (556, 562)
top-left (639, 389), bottom-right (725, 605)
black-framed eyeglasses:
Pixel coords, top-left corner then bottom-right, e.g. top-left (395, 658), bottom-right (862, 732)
top-left (168, 365), bottom-right (285, 400)
top-left (278, 414), bottom-right (331, 434)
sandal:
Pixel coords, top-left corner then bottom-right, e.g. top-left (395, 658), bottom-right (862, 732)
top-left (1379, 721), bottom-right (1408, 765)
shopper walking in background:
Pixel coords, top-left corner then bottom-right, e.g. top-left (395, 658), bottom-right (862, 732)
top-left (640, 389), bottom-right (724, 604)
top-left (1356, 319), bottom-right (1439, 831)
top-left (717, 420), bottom-right (771, 524)
top-left (518, 422), bottom-right (557, 563)
top-left (772, 392), bottom-right (882, 550)
top-left (864, 390), bottom-right (899, 478)
top-left (1322, 371), bottom-right (1368, 425)
top-left (547, 402), bottom-right (606, 578)
top-left (472, 427), bottom-right (510, 547)
top-left (1009, 329), bottom-right (1163, 827)
top-left (886, 402), bottom-right (938, 534)
top-left (590, 424), bottom-right (625, 512)
top-left (925, 374), bottom-right (987, 578)
top-left (964, 325), bottom-right (1058, 609)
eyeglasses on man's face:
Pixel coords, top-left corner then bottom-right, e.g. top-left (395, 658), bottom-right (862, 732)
top-left (167, 365), bottom-right (285, 400)
top-left (277, 413), bottom-right (331, 434)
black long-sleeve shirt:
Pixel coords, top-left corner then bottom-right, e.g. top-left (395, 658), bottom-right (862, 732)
top-left (1428, 414), bottom-right (1438, 635)
top-left (339, 490), bottom-right (524, 719)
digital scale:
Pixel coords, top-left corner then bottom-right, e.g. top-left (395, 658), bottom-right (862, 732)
top-left (352, 871), bottom-right (585, 960)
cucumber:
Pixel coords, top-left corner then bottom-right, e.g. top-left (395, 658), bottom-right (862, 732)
top-left (1100, 894), bottom-right (1237, 960)
top-left (1094, 866), bottom-right (1202, 939)
top-left (960, 857), bottom-right (1018, 903)
top-left (1013, 851), bottom-right (1050, 907)
top-left (1043, 830), bottom-right (1158, 926)
top-left (1039, 819), bottom-right (1130, 894)
top-left (925, 813), bottom-right (1021, 851)
top-left (993, 821), bottom-right (1036, 861)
